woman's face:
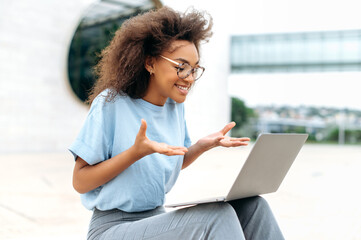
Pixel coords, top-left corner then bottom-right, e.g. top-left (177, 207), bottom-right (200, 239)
top-left (144, 40), bottom-right (200, 106)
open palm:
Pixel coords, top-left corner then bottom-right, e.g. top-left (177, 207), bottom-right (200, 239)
top-left (198, 122), bottom-right (250, 150)
top-left (134, 119), bottom-right (188, 157)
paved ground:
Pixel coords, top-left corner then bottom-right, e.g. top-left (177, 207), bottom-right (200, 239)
top-left (0, 144), bottom-right (360, 239)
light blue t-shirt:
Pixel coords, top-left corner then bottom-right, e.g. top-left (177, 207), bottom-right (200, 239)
top-left (69, 91), bottom-right (192, 212)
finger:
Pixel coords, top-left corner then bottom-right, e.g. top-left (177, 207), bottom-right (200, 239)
top-left (231, 142), bottom-right (249, 147)
top-left (168, 146), bottom-right (189, 152)
top-left (164, 145), bottom-right (188, 155)
top-left (220, 138), bottom-right (249, 147)
top-left (220, 122), bottom-right (236, 135)
top-left (232, 141), bottom-right (249, 145)
top-left (160, 147), bottom-right (188, 156)
top-left (152, 142), bottom-right (188, 156)
top-left (165, 150), bottom-right (187, 156)
top-left (220, 141), bottom-right (249, 147)
top-left (138, 119), bottom-right (147, 136)
top-left (228, 137), bottom-right (250, 142)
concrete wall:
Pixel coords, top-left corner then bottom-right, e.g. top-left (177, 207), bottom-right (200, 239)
top-left (0, 0), bottom-right (232, 153)
top-left (0, 0), bottom-right (95, 152)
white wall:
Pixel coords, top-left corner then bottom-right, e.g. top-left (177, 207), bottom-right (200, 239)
top-left (0, 0), bottom-right (95, 152)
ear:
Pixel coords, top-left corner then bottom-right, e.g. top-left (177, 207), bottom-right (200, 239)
top-left (145, 56), bottom-right (155, 74)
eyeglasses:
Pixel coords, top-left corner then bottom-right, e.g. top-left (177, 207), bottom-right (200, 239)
top-left (160, 55), bottom-right (205, 81)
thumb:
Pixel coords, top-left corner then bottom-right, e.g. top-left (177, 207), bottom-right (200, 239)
top-left (220, 122), bottom-right (236, 135)
top-left (215, 136), bottom-right (225, 142)
top-left (138, 119), bottom-right (147, 136)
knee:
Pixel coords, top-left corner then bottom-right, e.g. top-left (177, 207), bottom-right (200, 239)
top-left (216, 202), bottom-right (238, 217)
top-left (245, 196), bottom-right (271, 214)
top-left (229, 196), bottom-right (271, 216)
top-left (205, 202), bottom-right (236, 214)
top-left (206, 203), bottom-right (244, 232)
top-left (188, 203), bottom-right (245, 239)
top-left (204, 202), bottom-right (239, 222)
top-left (249, 196), bottom-right (269, 210)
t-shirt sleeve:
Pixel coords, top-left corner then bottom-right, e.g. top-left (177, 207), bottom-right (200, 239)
top-left (68, 99), bottom-right (112, 165)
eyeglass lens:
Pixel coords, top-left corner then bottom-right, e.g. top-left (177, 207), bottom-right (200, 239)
top-left (177, 63), bottom-right (203, 80)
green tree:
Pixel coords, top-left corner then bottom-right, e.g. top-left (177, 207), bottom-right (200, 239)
top-left (231, 97), bottom-right (256, 137)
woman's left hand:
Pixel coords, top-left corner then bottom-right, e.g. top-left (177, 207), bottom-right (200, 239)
top-left (182, 122), bottom-right (250, 169)
top-left (197, 122), bottom-right (250, 151)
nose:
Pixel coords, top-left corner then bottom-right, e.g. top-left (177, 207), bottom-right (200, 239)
top-left (183, 72), bottom-right (195, 83)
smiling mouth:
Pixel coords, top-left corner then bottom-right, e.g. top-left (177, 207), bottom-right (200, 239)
top-left (175, 84), bottom-right (190, 91)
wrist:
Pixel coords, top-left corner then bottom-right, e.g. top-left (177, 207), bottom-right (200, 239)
top-left (128, 145), bottom-right (146, 161)
top-left (129, 143), bottom-right (154, 161)
top-left (195, 139), bottom-right (213, 153)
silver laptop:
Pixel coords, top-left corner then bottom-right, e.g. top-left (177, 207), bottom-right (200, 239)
top-left (165, 133), bottom-right (308, 208)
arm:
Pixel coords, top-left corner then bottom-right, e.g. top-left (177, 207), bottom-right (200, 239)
top-left (182, 122), bottom-right (250, 169)
top-left (73, 119), bottom-right (188, 194)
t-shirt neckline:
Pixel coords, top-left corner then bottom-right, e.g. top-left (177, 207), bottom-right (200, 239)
top-left (134, 98), bottom-right (169, 111)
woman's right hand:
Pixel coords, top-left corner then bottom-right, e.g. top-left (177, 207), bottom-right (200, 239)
top-left (73, 119), bottom-right (188, 194)
top-left (133, 119), bottom-right (188, 158)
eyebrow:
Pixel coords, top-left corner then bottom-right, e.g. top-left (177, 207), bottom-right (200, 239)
top-left (175, 57), bottom-right (200, 66)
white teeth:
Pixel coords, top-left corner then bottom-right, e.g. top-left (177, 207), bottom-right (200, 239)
top-left (176, 85), bottom-right (188, 90)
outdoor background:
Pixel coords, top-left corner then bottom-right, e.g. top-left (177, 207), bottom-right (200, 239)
top-left (0, 0), bottom-right (360, 239)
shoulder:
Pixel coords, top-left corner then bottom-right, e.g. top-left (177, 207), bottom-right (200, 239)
top-left (88, 90), bottom-right (132, 121)
top-left (92, 89), bottom-right (121, 104)
top-left (91, 89), bottom-right (129, 108)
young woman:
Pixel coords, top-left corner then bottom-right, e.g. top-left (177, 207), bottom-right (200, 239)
top-left (69, 6), bottom-right (284, 240)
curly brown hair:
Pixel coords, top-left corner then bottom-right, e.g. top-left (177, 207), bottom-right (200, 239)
top-left (87, 6), bottom-right (213, 104)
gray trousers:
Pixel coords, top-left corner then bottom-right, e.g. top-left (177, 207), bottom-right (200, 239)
top-left (87, 196), bottom-right (284, 240)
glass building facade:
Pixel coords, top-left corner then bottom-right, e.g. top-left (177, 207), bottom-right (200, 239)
top-left (231, 29), bottom-right (361, 73)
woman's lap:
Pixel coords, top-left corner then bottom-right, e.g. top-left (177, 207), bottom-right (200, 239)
top-left (88, 196), bottom-right (283, 240)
